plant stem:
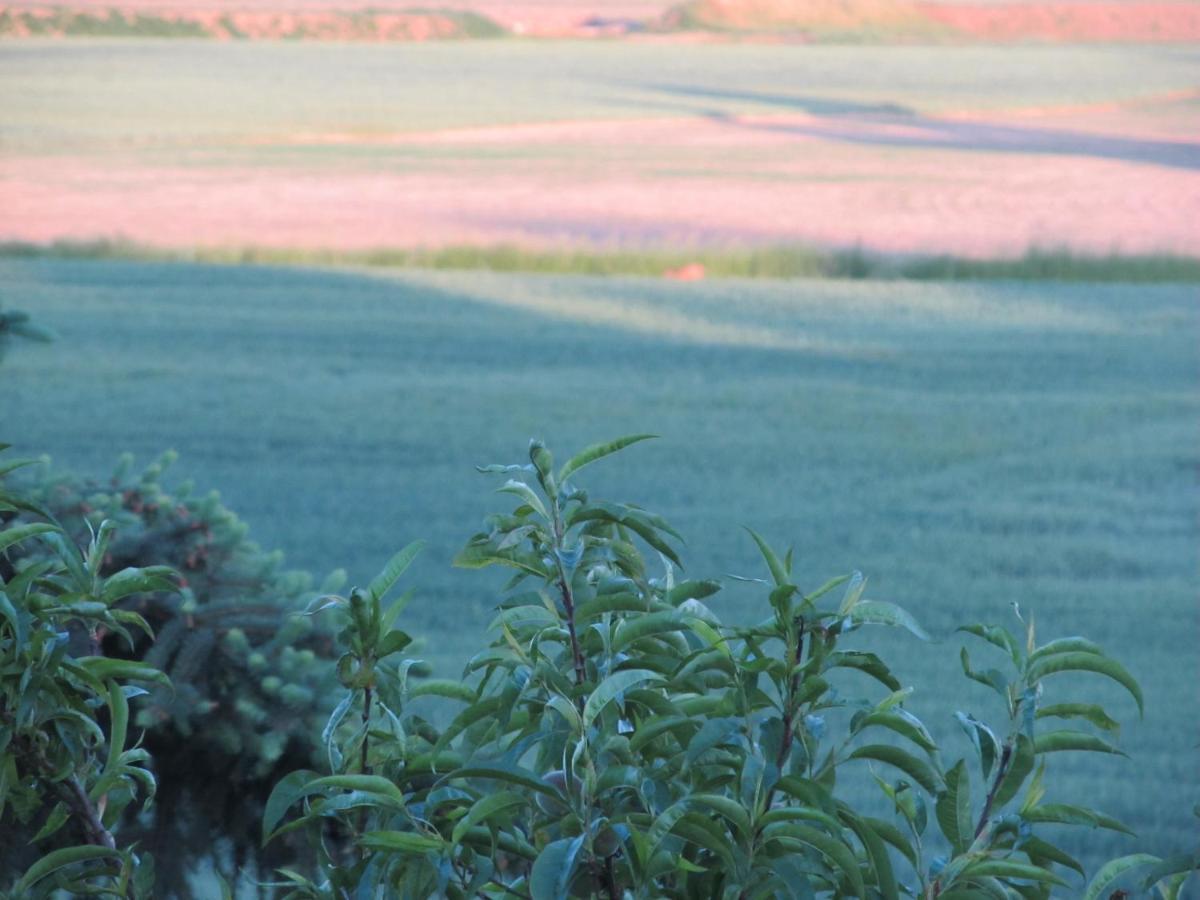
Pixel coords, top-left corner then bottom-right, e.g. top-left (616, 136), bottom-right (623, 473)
top-left (550, 512), bottom-right (587, 698)
top-left (60, 772), bottom-right (117, 849)
top-left (762, 618), bottom-right (806, 817)
top-left (974, 739), bottom-right (1013, 838)
top-left (602, 854), bottom-right (619, 900)
top-left (360, 684), bottom-right (373, 776)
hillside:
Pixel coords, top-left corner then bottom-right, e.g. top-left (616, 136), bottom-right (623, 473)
top-left (662, 0), bottom-right (1200, 41)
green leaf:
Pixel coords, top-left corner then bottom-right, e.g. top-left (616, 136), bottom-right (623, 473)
top-left (0, 522), bottom-right (57, 555)
top-left (451, 791), bottom-right (527, 847)
top-left (408, 679), bottom-right (477, 703)
top-left (454, 541), bottom-right (549, 577)
top-left (1021, 836), bottom-right (1085, 879)
top-left (935, 760), bottom-right (972, 854)
top-left (13, 845), bottom-right (122, 893)
top-left (854, 709), bottom-right (937, 753)
top-left (1026, 651), bottom-right (1143, 716)
top-left (643, 799), bottom-right (691, 865)
top-left (360, 830), bottom-right (445, 855)
top-left (1140, 853), bottom-right (1200, 893)
top-left (836, 571), bottom-right (867, 616)
top-left (1033, 730), bottom-right (1126, 757)
top-left (1083, 854), bottom-right (1162, 900)
top-left (102, 679), bottom-right (129, 784)
top-left (496, 479), bottom-right (548, 519)
top-left (1027, 636), bottom-right (1104, 665)
top-left (529, 835), bottom-right (584, 900)
top-left (961, 860), bottom-right (1068, 887)
top-left (849, 601), bottom-right (931, 641)
top-left (611, 610), bottom-right (686, 653)
top-left (958, 623), bottom-right (1020, 665)
top-left (262, 769), bottom-right (326, 844)
top-left (992, 733), bottom-right (1034, 807)
top-left (762, 821), bottom-right (865, 898)
top-left (1035, 703), bottom-right (1120, 732)
top-left (1023, 802), bottom-right (1134, 835)
top-left (448, 763), bottom-right (563, 800)
top-left (583, 669), bottom-right (663, 729)
top-left (78, 657), bottom-right (170, 690)
top-left (847, 744), bottom-right (943, 795)
top-left (558, 434), bottom-right (657, 483)
top-left (954, 712), bottom-right (1000, 779)
top-left (367, 541), bottom-right (424, 605)
top-left (0, 590), bottom-right (28, 652)
top-left (690, 793), bottom-right (752, 840)
top-left (825, 651), bottom-right (901, 691)
top-left (745, 527), bottom-right (789, 587)
top-left (838, 807), bottom-right (900, 900)
top-left (101, 566), bottom-right (178, 604)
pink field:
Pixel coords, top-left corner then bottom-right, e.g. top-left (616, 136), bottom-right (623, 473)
top-left (3, 92), bottom-right (1197, 258)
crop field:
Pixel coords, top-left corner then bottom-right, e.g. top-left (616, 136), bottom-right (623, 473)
top-left (2, 40), bottom-right (1198, 256)
top-left (2, 257), bottom-right (1196, 872)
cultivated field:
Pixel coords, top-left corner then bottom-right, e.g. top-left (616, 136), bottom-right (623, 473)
top-left (2, 41), bottom-right (1198, 257)
top-left (2, 257), bottom-right (1196, 873)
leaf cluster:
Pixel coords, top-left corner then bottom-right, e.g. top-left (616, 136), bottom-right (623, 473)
top-left (264, 437), bottom-right (1198, 899)
top-left (0, 446), bottom-right (166, 898)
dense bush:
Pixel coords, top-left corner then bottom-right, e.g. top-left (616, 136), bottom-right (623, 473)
top-left (3, 431), bottom-right (1197, 897)
top-left (262, 437), bottom-right (1197, 899)
top-left (0, 446), bottom-right (168, 898)
top-left (2, 451), bottom-right (346, 892)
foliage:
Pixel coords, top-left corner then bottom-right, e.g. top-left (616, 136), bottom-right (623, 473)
top-left (4, 452), bottom-right (345, 893)
top-left (0, 445), bottom-right (168, 898)
top-left (264, 437), bottom-right (1196, 899)
top-left (6, 240), bottom-right (1200, 283)
top-left (0, 302), bottom-right (54, 363)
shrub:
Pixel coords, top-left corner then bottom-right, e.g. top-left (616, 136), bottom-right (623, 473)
top-left (0, 446), bottom-right (168, 898)
top-left (4, 452), bottom-right (345, 894)
top-left (263, 437), bottom-right (1197, 899)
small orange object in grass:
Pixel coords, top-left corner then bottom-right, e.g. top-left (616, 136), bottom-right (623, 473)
top-left (663, 262), bottom-right (706, 281)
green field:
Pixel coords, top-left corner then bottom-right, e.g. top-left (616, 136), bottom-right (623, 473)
top-left (2, 258), bottom-right (1196, 876)
top-left (3, 40), bottom-right (1197, 157)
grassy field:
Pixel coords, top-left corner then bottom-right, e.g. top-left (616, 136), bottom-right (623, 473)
top-left (4, 41), bottom-right (1195, 154)
top-left (2, 257), bottom-right (1196, 876)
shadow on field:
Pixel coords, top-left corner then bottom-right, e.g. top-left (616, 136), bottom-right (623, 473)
top-left (642, 83), bottom-right (1200, 170)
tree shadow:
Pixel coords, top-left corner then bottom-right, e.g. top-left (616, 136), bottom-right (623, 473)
top-left (641, 82), bottom-right (1200, 171)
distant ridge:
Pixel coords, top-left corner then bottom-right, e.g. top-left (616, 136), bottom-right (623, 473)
top-left (659, 0), bottom-right (1200, 42)
top-left (3, 0), bottom-right (1198, 40)
top-left (0, 4), bottom-right (507, 39)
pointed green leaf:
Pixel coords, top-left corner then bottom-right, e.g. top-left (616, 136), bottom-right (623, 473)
top-left (558, 434), bottom-right (657, 483)
top-left (850, 601), bottom-right (931, 641)
top-left (0, 522), bottom-right (57, 555)
top-left (1035, 703), bottom-right (1120, 732)
top-left (745, 527), bottom-right (789, 587)
top-left (936, 760), bottom-right (972, 854)
top-left (993, 733), bottom-right (1034, 807)
top-left (583, 669), bottom-right (663, 729)
top-left (1083, 854), bottom-right (1161, 900)
top-left (14, 845), bottom-right (122, 893)
top-left (451, 791), bottom-right (527, 847)
top-left (1023, 802), bottom-right (1134, 835)
top-left (360, 830), bottom-right (445, 855)
top-left (529, 835), bottom-right (584, 900)
top-left (1033, 730), bottom-right (1126, 757)
top-left (962, 860), bottom-right (1067, 887)
top-left (1026, 652), bottom-right (1142, 716)
top-left (848, 744), bottom-right (943, 794)
top-left (368, 541), bottom-right (424, 604)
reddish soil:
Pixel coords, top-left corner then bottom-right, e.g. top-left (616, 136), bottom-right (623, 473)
top-left (918, 1), bottom-right (1200, 42)
top-left (4, 0), bottom-right (1200, 41)
top-left (3, 98), bottom-right (1196, 258)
